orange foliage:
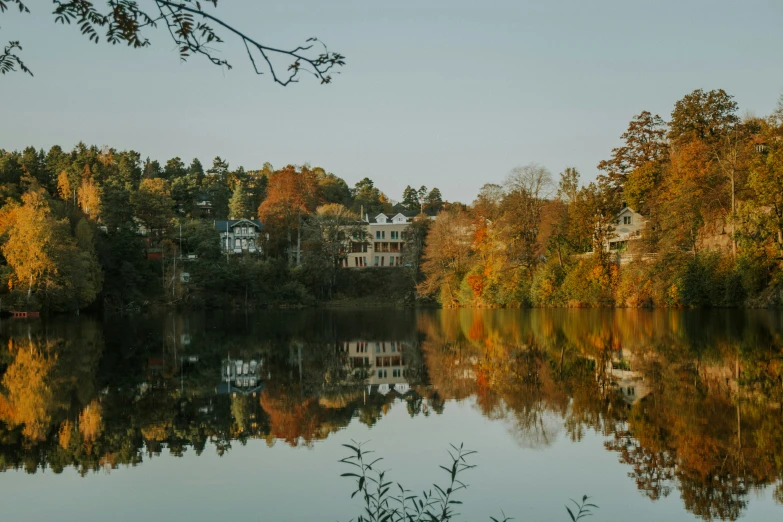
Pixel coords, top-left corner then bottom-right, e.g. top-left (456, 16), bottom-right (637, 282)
top-left (259, 385), bottom-right (325, 446)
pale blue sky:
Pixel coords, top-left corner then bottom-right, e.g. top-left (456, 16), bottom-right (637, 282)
top-left (2, 0), bottom-right (782, 202)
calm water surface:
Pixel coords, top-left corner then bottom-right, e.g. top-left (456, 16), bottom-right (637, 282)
top-left (1, 309), bottom-right (782, 522)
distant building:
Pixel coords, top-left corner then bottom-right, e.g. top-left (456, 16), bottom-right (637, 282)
top-left (608, 206), bottom-right (647, 252)
top-left (343, 210), bottom-right (420, 268)
top-left (214, 219), bottom-right (264, 254)
top-left (194, 197), bottom-right (213, 218)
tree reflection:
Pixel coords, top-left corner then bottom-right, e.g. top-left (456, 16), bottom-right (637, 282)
top-left (0, 309), bottom-right (781, 521)
top-left (417, 309), bottom-right (783, 521)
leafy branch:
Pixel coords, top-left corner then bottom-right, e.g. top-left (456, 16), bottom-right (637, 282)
top-left (566, 495), bottom-right (599, 521)
top-left (0, 40), bottom-right (31, 75)
top-left (2, 0), bottom-right (345, 84)
top-left (0, 1), bottom-right (32, 75)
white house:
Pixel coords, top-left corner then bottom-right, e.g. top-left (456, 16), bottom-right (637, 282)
top-left (608, 206), bottom-right (647, 251)
top-left (214, 219), bottom-right (264, 254)
top-left (343, 210), bottom-right (419, 268)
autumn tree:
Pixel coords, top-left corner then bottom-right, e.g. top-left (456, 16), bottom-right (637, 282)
top-left (499, 165), bottom-right (553, 272)
top-left (258, 165), bottom-right (321, 262)
top-left (418, 209), bottom-right (474, 305)
top-left (597, 111), bottom-right (668, 195)
top-left (0, 187), bottom-right (61, 302)
top-left (57, 170), bottom-right (73, 203)
top-left (669, 89), bottom-right (739, 146)
top-left (77, 173), bottom-right (102, 221)
top-left (744, 119), bottom-right (783, 255)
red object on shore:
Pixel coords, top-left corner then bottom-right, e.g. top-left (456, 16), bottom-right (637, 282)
top-left (11, 311), bottom-right (40, 318)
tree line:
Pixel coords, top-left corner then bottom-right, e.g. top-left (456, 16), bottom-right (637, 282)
top-left (0, 142), bottom-right (445, 311)
top-left (418, 89), bottom-right (783, 308)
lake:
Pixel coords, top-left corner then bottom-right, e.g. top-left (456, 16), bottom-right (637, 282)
top-left (0, 308), bottom-right (782, 522)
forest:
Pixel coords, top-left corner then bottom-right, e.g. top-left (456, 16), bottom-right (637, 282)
top-left (417, 89), bottom-right (783, 309)
top-left (0, 141), bottom-right (445, 311)
top-left (1, 88), bottom-right (782, 312)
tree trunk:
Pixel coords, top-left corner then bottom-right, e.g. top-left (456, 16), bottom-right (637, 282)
top-left (296, 215), bottom-right (302, 266)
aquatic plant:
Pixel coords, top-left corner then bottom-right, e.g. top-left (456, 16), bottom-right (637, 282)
top-left (340, 441), bottom-right (597, 521)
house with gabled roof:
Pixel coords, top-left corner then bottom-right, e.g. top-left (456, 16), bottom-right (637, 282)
top-left (214, 218), bottom-right (264, 254)
top-left (343, 211), bottom-right (415, 268)
top-left (608, 205), bottom-right (647, 252)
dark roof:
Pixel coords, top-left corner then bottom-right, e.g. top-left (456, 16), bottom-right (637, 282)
top-left (215, 382), bottom-right (265, 396)
top-left (390, 204), bottom-right (419, 217)
top-left (214, 219), bottom-right (263, 231)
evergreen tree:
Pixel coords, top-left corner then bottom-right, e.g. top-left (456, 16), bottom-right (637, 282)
top-left (425, 187), bottom-right (443, 212)
top-left (401, 185), bottom-right (419, 210)
top-left (229, 183), bottom-right (253, 219)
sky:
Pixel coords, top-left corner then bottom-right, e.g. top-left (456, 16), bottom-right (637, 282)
top-left (2, 0), bottom-right (782, 203)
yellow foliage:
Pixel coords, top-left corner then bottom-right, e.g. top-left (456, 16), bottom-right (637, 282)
top-left (78, 400), bottom-right (103, 442)
top-left (57, 171), bottom-right (72, 202)
top-left (58, 420), bottom-right (74, 449)
top-left (0, 347), bottom-right (56, 441)
top-left (77, 177), bottom-right (102, 221)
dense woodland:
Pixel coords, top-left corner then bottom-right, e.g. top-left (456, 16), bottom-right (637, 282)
top-left (0, 141), bottom-right (445, 311)
top-left (418, 89), bottom-right (783, 309)
top-left (1, 88), bottom-right (782, 312)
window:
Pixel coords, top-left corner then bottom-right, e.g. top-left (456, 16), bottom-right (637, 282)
top-left (380, 256), bottom-right (385, 266)
top-left (381, 231), bottom-right (386, 239)
top-left (375, 231), bottom-right (380, 239)
top-left (363, 256), bottom-right (368, 266)
top-left (623, 216), bottom-right (631, 225)
top-left (374, 256), bottom-right (379, 266)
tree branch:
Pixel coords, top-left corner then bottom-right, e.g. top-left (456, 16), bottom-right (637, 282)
top-left (1, 0), bottom-right (344, 85)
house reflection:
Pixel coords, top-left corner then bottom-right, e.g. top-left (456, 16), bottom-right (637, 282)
top-left (605, 348), bottom-right (651, 406)
top-left (340, 340), bottom-right (414, 397)
top-left (217, 357), bottom-right (265, 396)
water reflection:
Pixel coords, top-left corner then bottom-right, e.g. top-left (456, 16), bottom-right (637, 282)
top-left (0, 309), bottom-right (782, 520)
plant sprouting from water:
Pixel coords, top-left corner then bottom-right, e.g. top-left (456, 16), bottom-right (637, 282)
top-left (340, 441), bottom-right (597, 521)
top-left (340, 441), bottom-right (507, 522)
top-left (566, 495), bottom-right (598, 521)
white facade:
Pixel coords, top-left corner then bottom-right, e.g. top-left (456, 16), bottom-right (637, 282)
top-left (343, 212), bottom-right (415, 268)
top-left (216, 219), bottom-right (263, 254)
top-left (340, 340), bottom-right (411, 393)
top-left (608, 207), bottom-right (647, 251)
